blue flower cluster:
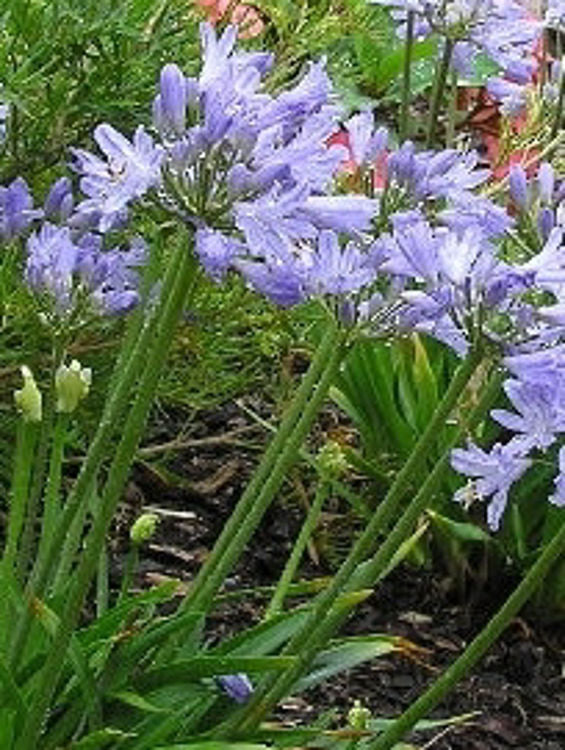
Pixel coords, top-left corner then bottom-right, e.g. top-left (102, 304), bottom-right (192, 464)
top-left (0, 174), bottom-right (147, 321)
top-left (373, 0), bottom-right (543, 117)
top-left (2, 19), bottom-right (565, 532)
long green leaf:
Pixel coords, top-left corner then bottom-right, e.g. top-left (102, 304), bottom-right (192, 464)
top-left (33, 598), bottom-right (103, 729)
top-left (209, 609), bottom-right (309, 657)
top-left (295, 635), bottom-right (400, 692)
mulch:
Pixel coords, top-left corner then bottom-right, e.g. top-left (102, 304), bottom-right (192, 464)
top-left (109, 397), bottom-right (565, 750)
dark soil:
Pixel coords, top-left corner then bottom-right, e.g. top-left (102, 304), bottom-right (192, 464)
top-left (113, 398), bottom-right (565, 750)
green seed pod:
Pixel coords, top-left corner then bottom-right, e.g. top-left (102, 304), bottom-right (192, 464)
top-left (14, 366), bottom-right (42, 422)
top-left (130, 513), bottom-right (159, 545)
top-left (348, 699), bottom-right (371, 731)
top-left (317, 440), bottom-right (348, 478)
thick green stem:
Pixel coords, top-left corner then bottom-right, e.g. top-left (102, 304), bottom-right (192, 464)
top-left (51, 481), bottom-right (96, 598)
top-left (178, 318), bottom-right (345, 615)
top-left (229, 347), bottom-right (484, 735)
top-left (96, 543), bottom-right (109, 617)
top-left (399, 11), bottom-right (415, 142)
top-left (426, 37), bottom-right (454, 148)
top-left (17, 337), bottom-right (64, 583)
top-left (446, 69), bottom-right (458, 147)
top-left (15, 248), bottom-right (198, 749)
top-left (8, 242), bottom-right (185, 670)
top-left (370, 516), bottom-right (565, 750)
top-left (3, 420), bottom-right (39, 571)
top-left (118, 544), bottom-right (139, 604)
top-left (272, 368), bottom-right (505, 686)
top-left (265, 479), bottom-right (329, 620)
top-left (35, 413), bottom-right (69, 573)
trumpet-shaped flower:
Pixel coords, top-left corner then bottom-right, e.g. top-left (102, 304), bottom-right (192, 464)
top-left (451, 440), bottom-right (532, 530)
top-left (26, 223), bottom-right (145, 318)
top-left (491, 379), bottom-right (565, 451)
top-left (0, 177), bottom-right (42, 241)
top-left (72, 124), bottom-right (164, 232)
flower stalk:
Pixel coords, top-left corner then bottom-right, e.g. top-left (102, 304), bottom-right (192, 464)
top-left (426, 37), bottom-right (455, 147)
top-left (2, 419), bottom-right (39, 572)
top-left (265, 478), bottom-right (330, 620)
top-left (8, 239), bottom-right (188, 670)
top-left (178, 317), bottom-right (347, 616)
top-left (400, 11), bottom-right (416, 142)
top-left (35, 412), bottom-right (69, 572)
top-left (15, 244), bottom-right (199, 749)
top-left (227, 346), bottom-right (486, 736)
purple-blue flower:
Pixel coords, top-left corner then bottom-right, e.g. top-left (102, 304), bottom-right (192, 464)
top-left (0, 177), bottom-right (43, 241)
top-left (387, 143), bottom-right (489, 203)
top-left (451, 440), bottom-right (532, 530)
top-left (486, 78), bottom-right (527, 117)
top-left (44, 177), bottom-right (74, 223)
top-left (509, 164), bottom-right (528, 210)
top-left (72, 124), bottom-right (164, 232)
top-left (26, 223), bottom-right (79, 311)
top-left (196, 227), bottom-right (243, 281)
top-left (491, 379), bottom-right (565, 451)
top-left (26, 222), bottom-right (144, 318)
top-left (305, 230), bottom-right (376, 296)
top-left (216, 673), bottom-right (253, 704)
top-left (153, 63), bottom-right (188, 136)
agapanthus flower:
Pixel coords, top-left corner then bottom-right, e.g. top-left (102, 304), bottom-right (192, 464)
top-left (216, 673), bottom-right (254, 703)
top-left (509, 164), bottom-right (528, 209)
top-left (336, 111), bottom-right (388, 171)
top-left (304, 230), bottom-right (377, 296)
top-left (386, 142), bottom-right (490, 203)
top-left (0, 177), bottom-right (43, 241)
top-left (491, 378), bottom-right (565, 451)
top-left (439, 193), bottom-right (514, 238)
top-left (486, 77), bottom-right (528, 117)
top-left (504, 344), bottom-right (565, 389)
top-left (26, 223), bottom-right (144, 318)
top-left (72, 124), bottom-right (164, 232)
top-left (234, 228), bottom-right (378, 307)
top-left (44, 177), bottom-right (74, 223)
top-left (451, 440), bottom-right (532, 530)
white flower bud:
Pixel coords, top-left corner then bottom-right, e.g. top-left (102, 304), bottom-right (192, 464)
top-left (14, 366), bottom-right (42, 422)
top-left (55, 359), bottom-right (91, 413)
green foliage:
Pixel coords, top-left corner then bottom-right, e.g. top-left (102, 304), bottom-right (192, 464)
top-left (332, 333), bottom-right (455, 473)
top-left (0, 0), bottom-right (200, 185)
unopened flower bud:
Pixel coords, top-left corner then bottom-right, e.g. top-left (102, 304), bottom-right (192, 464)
top-left (14, 366), bottom-right (42, 422)
top-left (217, 673), bottom-right (254, 703)
top-left (130, 513), bottom-right (159, 545)
top-left (318, 440), bottom-right (348, 478)
top-left (55, 360), bottom-right (91, 413)
top-left (509, 164), bottom-right (528, 210)
top-left (348, 699), bottom-right (371, 730)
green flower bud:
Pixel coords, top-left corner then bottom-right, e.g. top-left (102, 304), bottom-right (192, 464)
top-left (317, 440), bottom-right (348, 478)
top-left (130, 513), bottom-right (159, 545)
top-left (348, 699), bottom-right (371, 731)
top-left (14, 366), bottom-right (42, 422)
top-left (55, 359), bottom-right (91, 413)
